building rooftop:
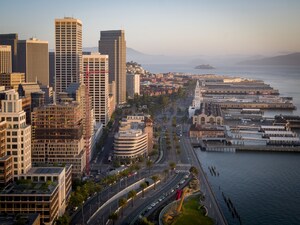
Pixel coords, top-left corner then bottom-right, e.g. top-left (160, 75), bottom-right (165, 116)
top-left (190, 124), bottom-right (224, 131)
top-left (194, 102), bottom-right (222, 117)
top-left (26, 167), bottom-right (64, 175)
top-left (115, 129), bottom-right (144, 138)
top-left (1, 180), bottom-right (57, 195)
top-left (261, 125), bottom-right (286, 130)
top-left (0, 214), bottom-right (40, 225)
top-left (269, 137), bottom-right (300, 141)
top-left (264, 130), bottom-right (294, 135)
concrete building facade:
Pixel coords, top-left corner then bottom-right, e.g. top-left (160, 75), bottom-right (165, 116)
top-left (0, 45), bottom-right (12, 73)
top-left (113, 115), bottom-right (153, 160)
top-left (31, 103), bottom-right (86, 178)
top-left (192, 102), bottom-right (223, 126)
top-left (108, 81), bottom-right (116, 118)
top-left (17, 38), bottom-right (49, 86)
top-left (0, 89), bottom-right (32, 176)
top-left (99, 30), bottom-right (126, 105)
top-left (0, 120), bottom-right (13, 187)
top-left (16, 166), bottom-right (72, 217)
top-left (83, 53), bottom-right (109, 126)
top-left (0, 180), bottom-right (60, 225)
top-left (0, 73), bottom-right (25, 90)
top-left (55, 17), bottom-right (82, 93)
top-left (126, 73), bottom-right (140, 99)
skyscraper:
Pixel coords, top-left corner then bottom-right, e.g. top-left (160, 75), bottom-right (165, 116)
top-left (55, 17), bottom-right (82, 93)
top-left (126, 73), bottom-right (140, 98)
top-left (0, 45), bottom-right (12, 73)
top-left (83, 53), bottom-right (109, 126)
top-left (17, 38), bottom-right (49, 86)
top-left (0, 89), bottom-right (31, 176)
top-left (99, 30), bottom-right (126, 105)
top-left (0, 34), bottom-right (18, 72)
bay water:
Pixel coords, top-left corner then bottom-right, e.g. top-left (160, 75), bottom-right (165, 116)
top-left (143, 64), bottom-right (300, 225)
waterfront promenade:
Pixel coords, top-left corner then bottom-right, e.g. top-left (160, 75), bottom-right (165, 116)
top-left (181, 136), bottom-right (228, 225)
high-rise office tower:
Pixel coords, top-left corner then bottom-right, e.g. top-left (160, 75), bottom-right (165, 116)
top-left (126, 73), bottom-right (140, 99)
top-left (17, 38), bottom-right (49, 86)
top-left (99, 30), bottom-right (126, 105)
top-left (55, 17), bottom-right (82, 93)
top-left (0, 34), bottom-right (18, 72)
top-left (83, 53), bottom-right (109, 126)
top-left (0, 45), bottom-right (12, 73)
top-left (0, 89), bottom-right (31, 176)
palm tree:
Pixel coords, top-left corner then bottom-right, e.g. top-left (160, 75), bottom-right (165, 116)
top-left (151, 175), bottom-right (159, 190)
top-left (108, 212), bottom-right (118, 225)
top-left (146, 160), bottom-right (153, 174)
top-left (118, 198), bottom-right (127, 217)
top-left (169, 161), bottom-right (176, 173)
top-left (189, 166), bottom-right (199, 176)
top-left (127, 190), bottom-right (137, 207)
top-left (140, 182), bottom-right (148, 198)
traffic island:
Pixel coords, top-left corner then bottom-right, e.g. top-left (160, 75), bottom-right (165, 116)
top-left (159, 178), bottom-right (213, 225)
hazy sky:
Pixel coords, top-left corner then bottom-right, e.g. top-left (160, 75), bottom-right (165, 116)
top-left (1, 0), bottom-right (300, 56)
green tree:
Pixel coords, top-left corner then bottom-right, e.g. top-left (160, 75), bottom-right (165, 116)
top-left (56, 214), bottom-right (70, 225)
top-left (151, 175), bottom-right (159, 190)
top-left (189, 166), bottom-right (199, 176)
top-left (146, 160), bottom-right (153, 174)
top-left (169, 162), bottom-right (176, 172)
top-left (127, 190), bottom-right (137, 207)
top-left (118, 198), bottom-right (127, 217)
top-left (140, 182), bottom-right (148, 198)
top-left (172, 117), bottom-right (177, 127)
top-left (108, 212), bottom-right (118, 225)
top-left (177, 87), bottom-right (184, 98)
top-left (69, 192), bottom-right (84, 208)
top-left (160, 95), bottom-right (169, 108)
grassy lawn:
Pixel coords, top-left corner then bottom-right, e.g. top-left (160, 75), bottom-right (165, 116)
top-left (172, 196), bottom-right (213, 225)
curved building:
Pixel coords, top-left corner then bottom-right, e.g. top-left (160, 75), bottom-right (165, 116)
top-left (114, 129), bottom-right (148, 159)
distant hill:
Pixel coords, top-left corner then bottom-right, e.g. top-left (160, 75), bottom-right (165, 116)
top-left (83, 47), bottom-right (199, 64)
top-left (238, 53), bottom-right (300, 66)
top-left (83, 47), bottom-right (98, 53)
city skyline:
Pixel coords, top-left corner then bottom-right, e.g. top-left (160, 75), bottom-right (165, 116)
top-left (1, 0), bottom-right (300, 56)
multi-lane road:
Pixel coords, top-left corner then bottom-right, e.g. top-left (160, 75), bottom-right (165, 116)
top-left (71, 93), bottom-right (227, 225)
